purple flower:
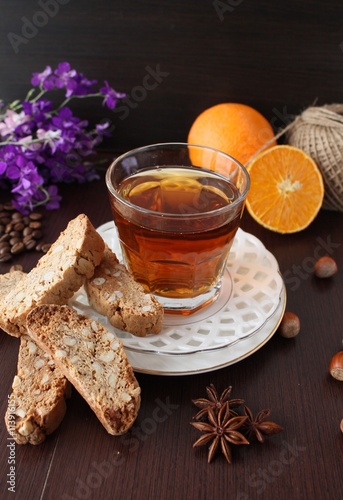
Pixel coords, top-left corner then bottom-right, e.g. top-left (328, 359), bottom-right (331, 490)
top-left (28, 183), bottom-right (62, 211)
top-left (54, 62), bottom-right (78, 97)
top-left (100, 81), bottom-right (126, 110)
top-left (0, 160), bottom-right (6, 175)
top-left (54, 62), bottom-right (77, 84)
top-left (6, 162), bottom-right (22, 180)
top-left (45, 185), bottom-right (62, 210)
top-left (53, 62), bottom-right (98, 98)
top-left (68, 73), bottom-right (98, 97)
top-left (96, 121), bottom-right (111, 135)
top-left (11, 160), bottom-right (43, 195)
top-left (0, 110), bottom-right (31, 137)
top-left (31, 66), bottom-right (55, 91)
top-left (36, 128), bottom-right (62, 154)
top-left (22, 99), bottom-right (52, 116)
top-left (1, 61), bottom-right (124, 212)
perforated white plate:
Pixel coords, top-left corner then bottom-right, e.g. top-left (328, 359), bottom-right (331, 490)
top-left (70, 222), bottom-right (285, 366)
top-left (123, 288), bottom-right (286, 375)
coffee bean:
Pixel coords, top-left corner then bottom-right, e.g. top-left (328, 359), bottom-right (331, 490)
top-left (4, 202), bottom-right (15, 211)
top-left (0, 206), bottom-right (50, 262)
top-left (23, 234), bottom-right (34, 244)
top-left (11, 242), bottom-right (25, 255)
top-left (36, 241), bottom-right (51, 252)
top-left (41, 243), bottom-right (51, 253)
top-left (9, 231), bottom-right (21, 238)
top-left (32, 229), bottom-right (43, 240)
top-left (0, 246), bottom-right (11, 256)
top-left (29, 212), bottom-right (43, 221)
top-left (23, 226), bottom-right (33, 237)
top-left (13, 222), bottom-right (25, 231)
top-left (24, 239), bottom-right (36, 250)
top-left (29, 221), bottom-right (42, 229)
top-left (9, 237), bottom-right (21, 246)
top-left (10, 264), bottom-right (23, 272)
top-left (0, 241), bottom-right (10, 250)
top-left (0, 253), bottom-right (12, 262)
top-left (11, 212), bottom-right (23, 221)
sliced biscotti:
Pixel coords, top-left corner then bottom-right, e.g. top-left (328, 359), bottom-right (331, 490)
top-left (6, 334), bottom-right (71, 445)
top-left (84, 245), bottom-right (163, 337)
top-left (26, 304), bottom-right (141, 435)
top-left (0, 214), bottom-right (105, 337)
top-left (1, 270), bottom-right (70, 445)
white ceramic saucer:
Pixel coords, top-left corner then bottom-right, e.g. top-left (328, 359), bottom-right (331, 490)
top-left (69, 222), bottom-right (286, 376)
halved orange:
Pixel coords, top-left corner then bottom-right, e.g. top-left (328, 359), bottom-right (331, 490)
top-left (246, 145), bottom-right (324, 233)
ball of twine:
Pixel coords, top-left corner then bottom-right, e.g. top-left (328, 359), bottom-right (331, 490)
top-left (286, 104), bottom-right (343, 211)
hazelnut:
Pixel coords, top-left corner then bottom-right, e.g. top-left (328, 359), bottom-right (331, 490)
top-left (10, 264), bottom-right (23, 273)
top-left (329, 351), bottom-right (343, 381)
top-left (314, 256), bottom-right (338, 278)
top-left (278, 311), bottom-right (300, 338)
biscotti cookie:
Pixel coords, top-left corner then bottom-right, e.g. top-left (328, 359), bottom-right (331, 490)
top-left (0, 214), bottom-right (105, 337)
top-left (84, 245), bottom-right (163, 337)
top-left (1, 270), bottom-right (70, 445)
top-left (6, 334), bottom-right (70, 445)
top-left (27, 304), bottom-right (141, 435)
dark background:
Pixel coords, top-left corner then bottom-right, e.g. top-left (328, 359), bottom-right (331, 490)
top-left (1, 0), bottom-right (343, 153)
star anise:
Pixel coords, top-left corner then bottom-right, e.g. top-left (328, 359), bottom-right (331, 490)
top-left (191, 402), bottom-right (249, 463)
top-left (242, 406), bottom-right (283, 443)
top-left (192, 384), bottom-right (245, 421)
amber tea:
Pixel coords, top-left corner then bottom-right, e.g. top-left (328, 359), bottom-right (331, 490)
top-left (109, 166), bottom-right (243, 309)
top-left (106, 143), bottom-right (249, 314)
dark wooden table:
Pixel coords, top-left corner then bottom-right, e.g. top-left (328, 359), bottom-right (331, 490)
top-left (1, 171), bottom-right (342, 500)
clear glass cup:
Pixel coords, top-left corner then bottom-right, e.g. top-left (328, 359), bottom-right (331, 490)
top-left (106, 143), bottom-right (250, 315)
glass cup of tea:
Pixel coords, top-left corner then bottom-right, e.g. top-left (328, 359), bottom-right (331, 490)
top-left (106, 143), bottom-right (250, 315)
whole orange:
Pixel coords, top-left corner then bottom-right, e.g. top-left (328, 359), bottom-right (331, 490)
top-left (187, 103), bottom-right (276, 165)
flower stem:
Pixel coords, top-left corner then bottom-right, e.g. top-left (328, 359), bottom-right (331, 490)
top-left (33, 186), bottom-right (51, 208)
top-left (31, 88), bottom-right (47, 103)
top-left (0, 137), bottom-right (46, 147)
top-left (57, 93), bottom-right (103, 110)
